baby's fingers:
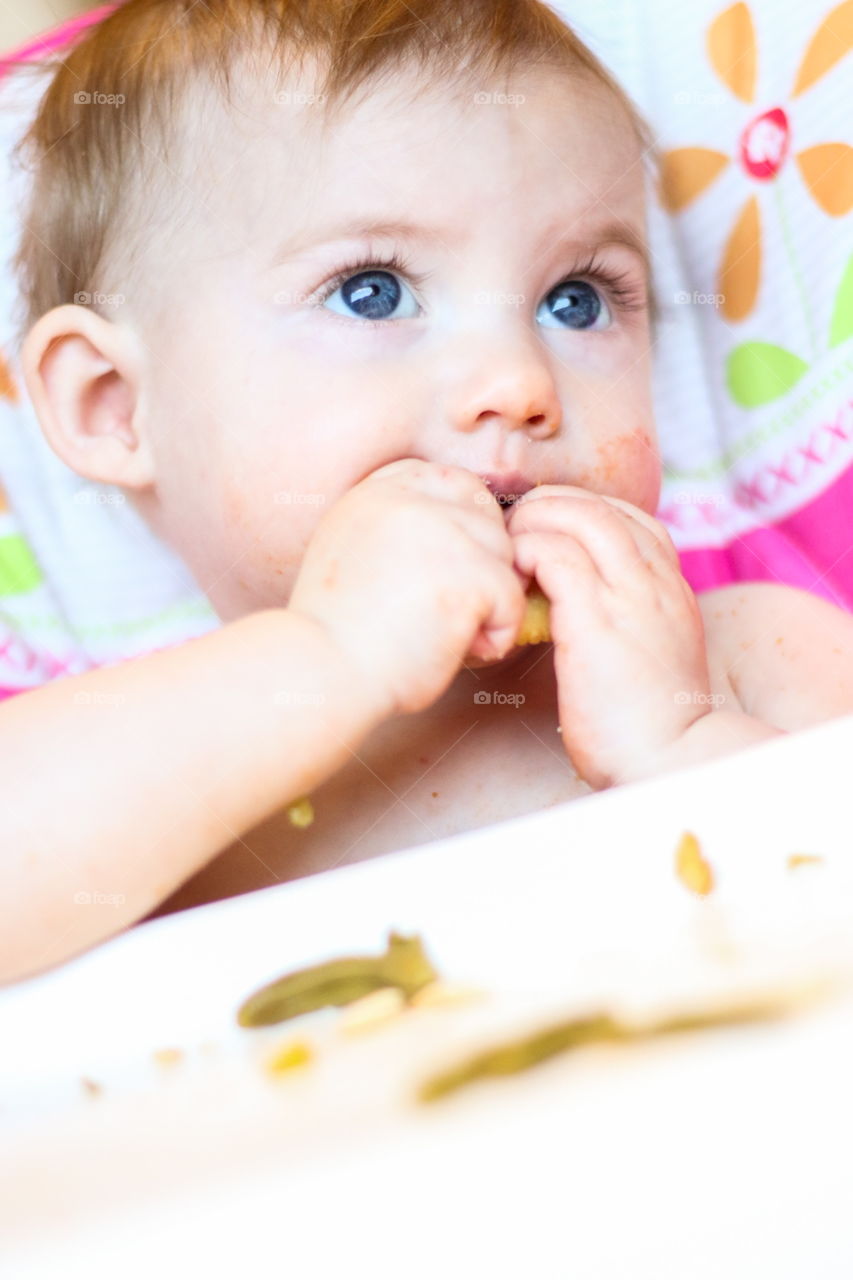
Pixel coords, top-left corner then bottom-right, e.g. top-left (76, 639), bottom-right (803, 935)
top-left (512, 530), bottom-right (606, 637)
top-left (515, 486), bottom-right (676, 564)
top-left (590, 494), bottom-right (682, 574)
top-left (508, 493), bottom-right (671, 588)
top-left (464, 561), bottom-right (530, 660)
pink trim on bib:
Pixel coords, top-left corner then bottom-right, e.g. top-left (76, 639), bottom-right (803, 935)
top-left (679, 464), bottom-right (853, 612)
top-left (0, 6), bottom-right (118, 82)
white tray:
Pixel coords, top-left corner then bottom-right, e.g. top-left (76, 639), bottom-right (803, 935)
top-left (3, 716), bottom-right (853, 1278)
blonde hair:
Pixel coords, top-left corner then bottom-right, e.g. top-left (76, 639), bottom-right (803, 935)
top-left (10, 0), bottom-right (657, 347)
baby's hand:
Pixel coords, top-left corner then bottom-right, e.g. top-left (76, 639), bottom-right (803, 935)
top-left (506, 487), bottom-right (711, 788)
top-left (288, 459), bottom-right (527, 716)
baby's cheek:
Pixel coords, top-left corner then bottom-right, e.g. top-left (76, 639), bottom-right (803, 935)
top-left (573, 426), bottom-right (661, 513)
top-left (221, 481), bottom-right (307, 577)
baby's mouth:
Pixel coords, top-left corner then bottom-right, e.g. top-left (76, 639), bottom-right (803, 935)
top-left (479, 472), bottom-right (536, 509)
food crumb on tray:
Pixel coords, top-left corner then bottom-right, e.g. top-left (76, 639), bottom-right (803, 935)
top-left (265, 1039), bottom-right (315, 1076)
top-left (675, 830), bottom-right (715, 896)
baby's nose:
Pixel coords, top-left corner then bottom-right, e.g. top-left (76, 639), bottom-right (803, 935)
top-left (445, 345), bottom-right (558, 440)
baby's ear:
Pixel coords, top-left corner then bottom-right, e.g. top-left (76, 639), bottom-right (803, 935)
top-left (20, 304), bottom-right (155, 490)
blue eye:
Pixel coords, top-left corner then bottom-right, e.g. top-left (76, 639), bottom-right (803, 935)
top-left (323, 268), bottom-right (420, 321)
top-left (537, 279), bottom-right (611, 331)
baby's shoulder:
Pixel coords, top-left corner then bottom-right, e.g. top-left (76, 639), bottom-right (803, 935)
top-left (697, 582), bottom-right (853, 730)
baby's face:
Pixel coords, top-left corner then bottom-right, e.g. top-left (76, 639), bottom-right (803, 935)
top-left (136, 61), bottom-right (658, 620)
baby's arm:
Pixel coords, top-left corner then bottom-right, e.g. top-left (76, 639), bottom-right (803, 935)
top-left (638, 582), bottom-right (853, 778)
top-left (0, 457), bottom-right (533, 985)
top-left (698, 582), bottom-right (853, 729)
top-left (0, 610), bottom-right (387, 985)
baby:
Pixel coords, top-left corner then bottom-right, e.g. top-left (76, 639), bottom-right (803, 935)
top-left (2, 0), bottom-right (852, 983)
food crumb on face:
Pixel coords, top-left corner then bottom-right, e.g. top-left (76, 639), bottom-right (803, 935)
top-left (675, 831), bottom-right (714, 896)
top-left (431, 791), bottom-right (439, 798)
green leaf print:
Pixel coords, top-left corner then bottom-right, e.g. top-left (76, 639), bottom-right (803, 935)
top-left (726, 341), bottom-right (809, 408)
top-left (0, 534), bottom-right (43, 596)
top-left (829, 252), bottom-right (853, 349)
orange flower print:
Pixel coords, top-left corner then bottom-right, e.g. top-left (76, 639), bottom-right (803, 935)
top-left (0, 346), bottom-right (19, 403)
top-left (660, 1), bottom-right (853, 322)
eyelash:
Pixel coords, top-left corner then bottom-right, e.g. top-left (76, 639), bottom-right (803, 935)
top-left (312, 248), bottom-right (647, 323)
top-left (313, 250), bottom-right (429, 313)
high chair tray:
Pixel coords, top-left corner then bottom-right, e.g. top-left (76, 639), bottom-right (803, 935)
top-left (2, 715), bottom-right (853, 1278)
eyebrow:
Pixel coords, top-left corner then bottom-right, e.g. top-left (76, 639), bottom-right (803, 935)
top-left (271, 218), bottom-right (449, 265)
top-left (273, 216), bottom-right (652, 280)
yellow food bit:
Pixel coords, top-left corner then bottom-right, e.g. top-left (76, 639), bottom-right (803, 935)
top-left (409, 981), bottom-right (487, 1010)
top-left (787, 853), bottom-right (825, 870)
top-left (152, 1048), bottom-right (183, 1068)
top-left (675, 831), bottom-right (715, 896)
top-left (339, 986), bottom-right (407, 1035)
top-left (266, 1039), bottom-right (314, 1076)
top-left (516, 587), bottom-right (551, 645)
top-left (286, 796), bottom-right (315, 828)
